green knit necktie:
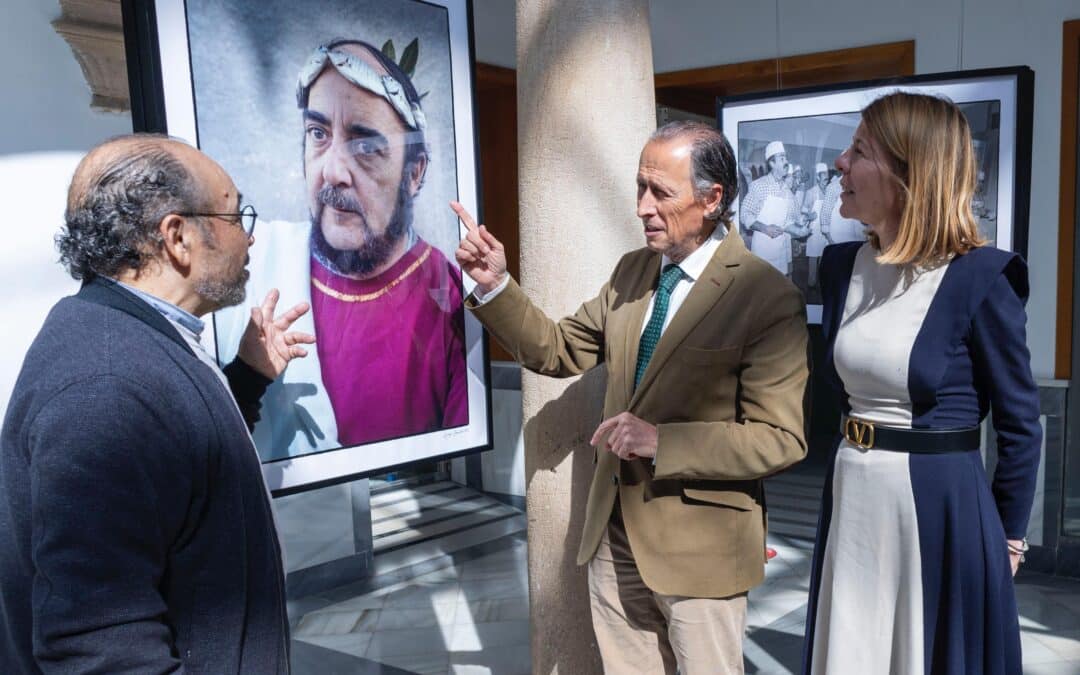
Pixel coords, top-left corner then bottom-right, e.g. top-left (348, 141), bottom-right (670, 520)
top-left (634, 264), bottom-right (683, 390)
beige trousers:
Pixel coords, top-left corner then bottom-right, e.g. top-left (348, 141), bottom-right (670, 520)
top-left (588, 503), bottom-right (748, 675)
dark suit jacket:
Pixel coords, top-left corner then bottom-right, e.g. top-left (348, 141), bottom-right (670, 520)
top-left (469, 233), bottom-right (809, 597)
top-left (0, 278), bottom-right (289, 674)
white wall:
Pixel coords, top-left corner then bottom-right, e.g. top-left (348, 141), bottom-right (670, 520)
top-left (472, 0), bottom-right (1080, 378)
top-left (0, 0), bottom-right (131, 411)
top-left (0, 0), bottom-right (131, 154)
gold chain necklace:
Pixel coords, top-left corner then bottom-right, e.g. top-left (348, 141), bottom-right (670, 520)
top-left (311, 245), bottom-right (431, 302)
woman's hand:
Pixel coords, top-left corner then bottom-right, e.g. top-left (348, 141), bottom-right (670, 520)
top-left (1007, 538), bottom-right (1027, 577)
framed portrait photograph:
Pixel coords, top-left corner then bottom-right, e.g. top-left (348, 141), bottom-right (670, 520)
top-left (718, 67), bottom-right (1033, 323)
top-left (124, 0), bottom-right (491, 495)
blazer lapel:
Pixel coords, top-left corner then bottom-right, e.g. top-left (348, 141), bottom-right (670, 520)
top-left (629, 233), bottom-right (742, 407)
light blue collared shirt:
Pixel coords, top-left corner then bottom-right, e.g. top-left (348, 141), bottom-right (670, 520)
top-left (116, 281), bottom-right (205, 338)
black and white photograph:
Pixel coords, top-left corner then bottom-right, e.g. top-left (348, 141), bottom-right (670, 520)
top-left (720, 68), bottom-right (1031, 323)
top-left (125, 0), bottom-right (491, 494)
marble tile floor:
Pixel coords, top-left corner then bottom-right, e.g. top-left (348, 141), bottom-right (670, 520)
top-left (291, 533), bottom-right (531, 674)
top-left (290, 526), bottom-right (1080, 674)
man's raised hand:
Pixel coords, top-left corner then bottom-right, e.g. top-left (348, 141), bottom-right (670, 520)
top-left (237, 289), bottom-right (316, 380)
top-left (451, 200), bottom-right (507, 294)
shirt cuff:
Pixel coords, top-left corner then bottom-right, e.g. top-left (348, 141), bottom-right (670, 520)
top-left (470, 275), bottom-right (511, 305)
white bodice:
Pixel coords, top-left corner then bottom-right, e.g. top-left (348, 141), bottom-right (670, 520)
top-left (833, 244), bottom-right (950, 427)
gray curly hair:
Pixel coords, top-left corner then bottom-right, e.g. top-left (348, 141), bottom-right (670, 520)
top-left (57, 135), bottom-right (207, 281)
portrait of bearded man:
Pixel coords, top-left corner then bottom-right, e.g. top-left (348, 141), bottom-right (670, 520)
top-left (214, 38), bottom-right (468, 460)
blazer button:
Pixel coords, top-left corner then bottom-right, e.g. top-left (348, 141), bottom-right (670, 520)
top-left (611, 474), bottom-right (619, 485)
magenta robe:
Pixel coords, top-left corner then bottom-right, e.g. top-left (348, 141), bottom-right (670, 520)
top-left (310, 239), bottom-right (469, 446)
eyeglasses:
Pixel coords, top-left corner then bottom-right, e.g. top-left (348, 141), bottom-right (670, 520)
top-left (180, 204), bottom-right (258, 236)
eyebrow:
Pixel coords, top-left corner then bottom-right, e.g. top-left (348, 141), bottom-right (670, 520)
top-left (303, 109), bottom-right (389, 145)
top-left (303, 110), bottom-right (330, 126)
top-left (235, 191), bottom-right (243, 211)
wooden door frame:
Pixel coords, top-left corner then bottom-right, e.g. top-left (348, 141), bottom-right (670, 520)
top-left (655, 41), bottom-right (915, 118)
top-left (1056, 20), bottom-right (1080, 378)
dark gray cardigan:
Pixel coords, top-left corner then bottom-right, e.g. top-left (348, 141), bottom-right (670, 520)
top-left (0, 278), bottom-right (289, 674)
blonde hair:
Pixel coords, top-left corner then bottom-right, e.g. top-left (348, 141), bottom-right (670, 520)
top-left (860, 91), bottom-right (986, 266)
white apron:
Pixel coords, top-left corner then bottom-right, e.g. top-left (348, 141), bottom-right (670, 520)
top-left (750, 193), bottom-right (792, 272)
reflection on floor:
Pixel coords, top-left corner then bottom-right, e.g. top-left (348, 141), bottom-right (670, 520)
top-left (289, 480), bottom-right (529, 674)
top-left (288, 478), bottom-right (1080, 674)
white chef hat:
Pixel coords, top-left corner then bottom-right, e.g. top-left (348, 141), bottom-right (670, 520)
top-left (815, 162), bottom-right (828, 174)
top-left (765, 141), bottom-right (786, 160)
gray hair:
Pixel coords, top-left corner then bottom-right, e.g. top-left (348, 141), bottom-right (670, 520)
top-left (57, 135), bottom-right (206, 280)
top-left (649, 121), bottom-right (738, 224)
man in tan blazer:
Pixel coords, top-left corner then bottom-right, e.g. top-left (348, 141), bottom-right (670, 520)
top-left (452, 121), bottom-right (808, 674)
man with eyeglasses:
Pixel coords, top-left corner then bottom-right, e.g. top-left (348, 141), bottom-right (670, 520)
top-left (0, 134), bottom-right (311, 673)
top-left (214, 39), bottom-right (468, 458)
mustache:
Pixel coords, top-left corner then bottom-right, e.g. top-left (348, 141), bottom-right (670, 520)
top-left (317, 185), bottom-right (364, 214)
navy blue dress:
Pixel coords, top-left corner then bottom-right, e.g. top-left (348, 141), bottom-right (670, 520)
top-left (802, 242), bottom-right (1042, 674)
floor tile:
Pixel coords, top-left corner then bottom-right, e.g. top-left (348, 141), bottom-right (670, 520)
top-left (376, 604), bottom-right (460, 631)
top-left (364, 625), bottom-right (454, 659)
top-left (458, 575), bottom-right (528, 603)
top-left (1018, 589), bottom-right (1080, 630)
top-left (375, 651), bottom-right (450, 675)
top-left (457, 596), bottom-right (531, 624)
top-left (449, 644), bottom-right (532, 675)
top-left (459, 558), bottom-right (525, 582)
top-left (294, 631), bottom-right (373, 658)
top-left (294, 606), bottom-right (380, 637)
top-left (1031, 629), bottom-right (1080, 661)
top-left (379, 581), bottom-right (462, 609)
top-left (1021, 660), bottom-right (1080, 675)
top-left (1023, 631), bottom-right (1068, 665)
top-left (449, 620), bottom-right (530, 652)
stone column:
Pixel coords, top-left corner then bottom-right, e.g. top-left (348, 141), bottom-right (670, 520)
top-left (516, 1), bottom-right (655, 672)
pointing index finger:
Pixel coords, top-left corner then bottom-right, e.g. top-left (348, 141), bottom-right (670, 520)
top-left (450, 200), bottom-right (479, 233)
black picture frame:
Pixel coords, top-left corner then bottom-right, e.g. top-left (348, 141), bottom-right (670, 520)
top-left (123, 0), bottom-right (493, 496)
top-left (718, 66), bottom-right (1034, 323)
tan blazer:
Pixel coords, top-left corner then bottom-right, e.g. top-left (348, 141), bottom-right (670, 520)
top-left (468, 232), bottom-right (808, 598)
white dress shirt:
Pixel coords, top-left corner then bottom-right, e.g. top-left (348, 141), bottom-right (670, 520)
top-left (639, 225), bottom-right (725, 337)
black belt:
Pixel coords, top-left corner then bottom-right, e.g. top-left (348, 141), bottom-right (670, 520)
top-left (841, 416), bottom-right (981, 454)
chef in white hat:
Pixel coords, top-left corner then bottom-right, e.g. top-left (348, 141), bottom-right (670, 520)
top-left (739, 140), bottom-right (798, 275)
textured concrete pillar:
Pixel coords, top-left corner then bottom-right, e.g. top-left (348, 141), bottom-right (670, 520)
top-left (516, 2), bottom-right (655, 672)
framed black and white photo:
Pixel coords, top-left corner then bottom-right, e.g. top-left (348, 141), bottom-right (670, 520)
top-left (719, 67), bottom-right (1033, 323)
top-left (123, 0), bottom-right (491, 495)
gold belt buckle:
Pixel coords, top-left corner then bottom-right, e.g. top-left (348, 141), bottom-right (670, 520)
top-left (844, 417), bottom-right (875, 449)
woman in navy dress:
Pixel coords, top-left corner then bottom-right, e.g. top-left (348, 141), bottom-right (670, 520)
top-left (802, 92), bottom-right (1041, 674)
